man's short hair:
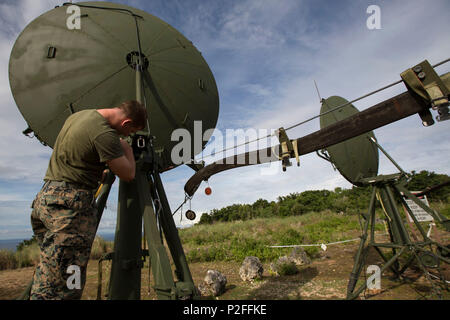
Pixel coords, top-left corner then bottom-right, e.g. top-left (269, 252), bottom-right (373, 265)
top-left (117, 100), bottom-right (148, 130)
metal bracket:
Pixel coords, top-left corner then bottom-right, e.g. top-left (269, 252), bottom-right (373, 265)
top-left (137, 135), bottom-right (146, 148)
top-left (316, 149), bottom-right (338, 172)
top-left (22, 127), bottom-right (34, 138)
top-left (47, 46), bottom-right (56, 59)
top-left (400, 60), bottom-right (450, 124)
top-left (276, 127), bottom-right (300, 172)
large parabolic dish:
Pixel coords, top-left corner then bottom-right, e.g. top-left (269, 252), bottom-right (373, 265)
top-left (9, 1), bottom-right (219, 171)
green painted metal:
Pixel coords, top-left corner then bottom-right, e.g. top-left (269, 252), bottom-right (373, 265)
top-left (139, 165), bottom-right (177, 300)
top-left (396, 183), bottom-right (450, 231)
top-left (346, 174), bottom-right (450, 300)
top-left (320, 96), bottom-right (379, 186)
top-left (152, 170), bottom-right (196, 296)
top-left (9, 1), bottom-right (219, 170)
top-left (108, 178), bottom-right (143, 300)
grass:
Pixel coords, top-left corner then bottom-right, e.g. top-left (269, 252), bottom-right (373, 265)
top-left (1, 205), bottom-right (449, 300)
top-left (3, 210), bottom-right (368, 271)
top-left (179, 210), bottom-right (384, 263)
top-left (1, 202), bottom-right (448, 271)
top-left (274, 260), bottom-right (299, 276)
top-left (0, 250), bottom-right (17, 271)
top-left (0, 235), bottom-right (113, 271)
top-left (90, 236), bottom-right (114, 260)
top-left (0, 242), bottom-right (40, 271)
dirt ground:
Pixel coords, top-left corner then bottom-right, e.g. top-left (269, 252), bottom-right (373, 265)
top-left (1, 237), bottom-right (449, 300)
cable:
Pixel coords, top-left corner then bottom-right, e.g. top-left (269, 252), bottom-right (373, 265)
top-left (198, 131), bottom-right (274, 163)
top-left (268, 238), bottom-right (361, 248)
top-left (62, 3), bottom-right (144, 52)
top-left (172, 194), bottom-right (191, 216)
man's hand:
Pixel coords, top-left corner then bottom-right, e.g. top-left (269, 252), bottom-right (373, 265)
top-left (100, 169), bottom-right (116, 184)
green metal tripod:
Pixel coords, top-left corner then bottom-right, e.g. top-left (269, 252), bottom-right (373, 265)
top-left (100, 138), bottom-right (197, 300)
top-left (346, 142), bottom-right (450, 300)
top-left (97, 63), bottom-right (197, 300)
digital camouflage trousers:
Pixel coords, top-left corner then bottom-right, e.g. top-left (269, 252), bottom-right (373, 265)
top-left (30, 182), bottom-right (97, 300)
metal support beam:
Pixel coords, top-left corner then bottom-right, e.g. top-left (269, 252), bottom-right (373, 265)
top-left (184, 73), bottom-right (450, 197)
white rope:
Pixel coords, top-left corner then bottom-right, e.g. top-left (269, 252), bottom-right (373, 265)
top-left (427, 272), bottom-right (450, 284)
top-left (268, 238), bottom-right (361, 251)
top-left (267, 230), bottom-right (392, 251)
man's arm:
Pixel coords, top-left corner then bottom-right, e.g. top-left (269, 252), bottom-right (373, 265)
top-left (106, 139), bottom-right (136, 182)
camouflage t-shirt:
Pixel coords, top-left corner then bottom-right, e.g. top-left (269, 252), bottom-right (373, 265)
top-left (44, 109), bottom-right (123, 189)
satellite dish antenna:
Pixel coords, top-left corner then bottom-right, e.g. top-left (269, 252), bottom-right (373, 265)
top-left (318, 96), bottom-right (449, 300)
top-left (319, 96), bottom-right (379, 186)
top-left (10, 2), bottom-right (220, 300)
top-left (9, 1), bottom-right (219, 169)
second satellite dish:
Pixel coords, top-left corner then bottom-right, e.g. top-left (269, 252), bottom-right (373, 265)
top-left (319, 96), bottom-right (379, 186)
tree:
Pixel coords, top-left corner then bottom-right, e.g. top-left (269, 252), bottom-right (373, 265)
top-left (16, 235), bottom-right (37, 251)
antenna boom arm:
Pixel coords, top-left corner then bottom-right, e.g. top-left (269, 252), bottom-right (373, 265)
top-left (184, 72), bottom-right (449, 196)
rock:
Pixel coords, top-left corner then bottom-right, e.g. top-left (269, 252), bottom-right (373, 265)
top-left (269, 248), bottom-right (311, 276)
top-left (288, 247), bottom-right (311, 266)
top-left (197, 270), bottom-right (227, 296)
top-left (239, 256), bottom-right (264, 282)
top-left (269, 256), bottom-right (298, 276)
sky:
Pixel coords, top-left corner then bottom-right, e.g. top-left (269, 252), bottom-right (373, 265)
top-left (0, 0), bottom-right (449, 239)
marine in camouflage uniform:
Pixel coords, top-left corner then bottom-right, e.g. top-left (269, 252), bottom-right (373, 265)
top-left (30, 182), bottom-right (97, 299)
top-left (29, 101), bottom-right (146, 300)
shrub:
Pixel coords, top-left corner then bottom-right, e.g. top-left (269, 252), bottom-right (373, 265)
top-left (0, 249), bottom-right (17, 270)
top-left (270, 257), bottom-right (299, 276)
top-left (15, 242), bottom-right (40, 268)
top-left (277, 261), bottom-right (299, 276)
top-left (90, 236), bottom-right (113, 260)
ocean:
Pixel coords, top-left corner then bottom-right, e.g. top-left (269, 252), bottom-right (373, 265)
top-left (0, 239), bottom-right (23, 252)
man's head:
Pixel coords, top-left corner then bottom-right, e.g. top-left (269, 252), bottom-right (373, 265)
top-left (112, 100), bottom-right (148, 136)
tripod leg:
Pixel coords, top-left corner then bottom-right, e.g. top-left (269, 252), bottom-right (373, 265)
top-left (153, 171), bottom-right (197, 297)
top-left (108, 179), bottom-right (143, 300)
top-left (139, 172), bottom-right (177, 300)
top-left (377, 187), bottom-right (403, 275)
top-left (347, 187), bottom-right (376, 299)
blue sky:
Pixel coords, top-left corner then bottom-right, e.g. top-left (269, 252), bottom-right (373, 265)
top-left (0, 0), bottom-right (449, 239)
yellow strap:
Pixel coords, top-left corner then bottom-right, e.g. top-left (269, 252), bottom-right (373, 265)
top-left (292, 141), bottom-right (300, 166)
top-left (94, 183), bottom-right (104, 199)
